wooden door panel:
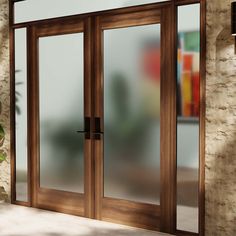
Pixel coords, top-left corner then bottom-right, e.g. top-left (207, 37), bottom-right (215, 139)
top-left (102, 198), bottom-right (160, 231)
top-left (30, 19), bottom-right (93, 218)
top-left (37, 188), bottom-right (84, 216)
top-left (94, 5), bottom-right (175, 232)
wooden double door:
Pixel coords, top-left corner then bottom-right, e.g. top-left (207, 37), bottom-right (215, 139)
top-left (29, 3), bottom-right (176, 233)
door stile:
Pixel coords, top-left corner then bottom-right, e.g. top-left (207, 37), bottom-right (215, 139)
top-left (94, 15), bottom-right (104, 220)
top-left (160, 4), bottom-right (177, 234)
top-left (84, 17), bottom-right (94, 219)
top-left (28, 24), bottom-right (38, 208)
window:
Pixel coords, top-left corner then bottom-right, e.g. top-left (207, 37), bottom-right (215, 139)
top-left (14, 0), bottom-right (168, 23)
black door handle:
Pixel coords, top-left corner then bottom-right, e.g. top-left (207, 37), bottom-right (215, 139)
top-left (93, 117), bottom-right (103, 139)
top-left (76, 130), bottom-right (90, 139)
top-left (76, 117), bottom-right (103, 140)
top-left (76, 117), bottom-right (90, 139)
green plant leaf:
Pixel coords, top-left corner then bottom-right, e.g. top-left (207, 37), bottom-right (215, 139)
top-left (15, 82), bottom-right (23, 85)
top-left (15, 91), bottom-right (21, 96)
top-left (15, 106), bottom-right (21, 115)
top-left (0, 124), bottom-right (5, 139)
top-left (0, 152), bottom-right (6, 162)
top-left (0, 126), bottom-right (5, 147)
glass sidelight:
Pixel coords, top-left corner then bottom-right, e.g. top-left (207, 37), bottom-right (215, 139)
top-left (15, 28), bottom-right (28, 202)
top-left (104, 25), bottom-right (161, 205)
top-left (177, 4), bottom-right (200, 234)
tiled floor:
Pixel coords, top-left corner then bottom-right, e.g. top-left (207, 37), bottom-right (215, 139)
top-left (0, 203), bottom-right (171, 236)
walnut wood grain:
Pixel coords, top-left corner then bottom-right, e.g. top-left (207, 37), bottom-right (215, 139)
top-left (102, 197), bottom-right (160, 231)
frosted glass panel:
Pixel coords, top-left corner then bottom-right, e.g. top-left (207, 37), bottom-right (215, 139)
top-left (14, 0), bottom-right (167, 23)
top-left (15, 28), bottom-right (28, 202)
top-left (104, 25), bottom-right (161, 204)
top-left (177, 4), bottom-right (200, 233)
top-left (39, 33), bottom-right (84, 193)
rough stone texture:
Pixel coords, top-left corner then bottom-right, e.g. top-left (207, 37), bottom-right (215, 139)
top-left (206, 0), bottom-right (236, 235)
top-left (0, 0), bottom-right (10, 201)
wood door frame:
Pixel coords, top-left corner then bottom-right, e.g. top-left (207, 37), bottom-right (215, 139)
top-left (94, 4), bottom-right (176, 233)
top-left (9, 0), bottom-right (206, 235)
top-left (27, 18), bottom-right (93, 217)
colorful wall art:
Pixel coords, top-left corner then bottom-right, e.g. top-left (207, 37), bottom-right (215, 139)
top-left (177, 31), bottom-right (200, 118)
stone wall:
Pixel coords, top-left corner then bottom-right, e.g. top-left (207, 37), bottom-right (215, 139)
top-left (0, 0), bottom-right (10, 201)
top-left (206, 0), bottom-right (236, 235)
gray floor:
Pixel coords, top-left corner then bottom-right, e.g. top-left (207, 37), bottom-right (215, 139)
top-left (0, 203), bottom-right (171, 236)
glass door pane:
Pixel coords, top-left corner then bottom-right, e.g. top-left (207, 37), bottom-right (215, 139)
top-left (104, 24), bottom-right (161, 204)
top-left (39, 33), bottom-right (84, 193)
